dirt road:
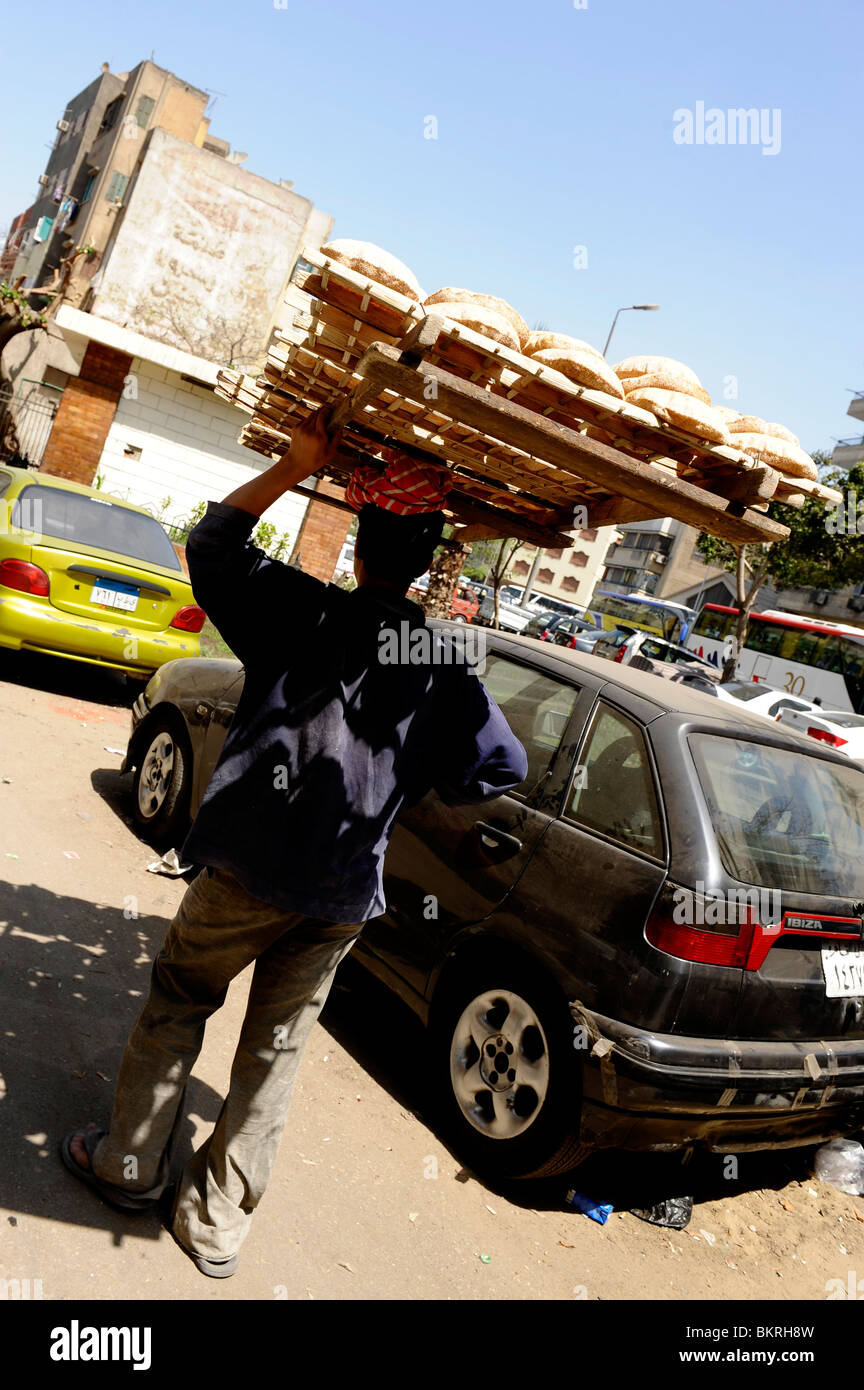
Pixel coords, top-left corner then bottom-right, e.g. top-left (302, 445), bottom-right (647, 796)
top-left (1, 650), bottom-right (862, 1302)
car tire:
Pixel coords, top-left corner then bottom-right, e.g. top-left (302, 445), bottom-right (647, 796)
top-left (130, 712), bottom-right (192, 844)
top-left (429, 956), bottom-right (590, 1180)
top-left (452, 614), bottom-right (468, 624)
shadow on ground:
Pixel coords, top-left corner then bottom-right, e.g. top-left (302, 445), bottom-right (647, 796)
top-left (0, 648), bottom-right (137, 709)
top-left (0, 882), bottom-right (222, 1246)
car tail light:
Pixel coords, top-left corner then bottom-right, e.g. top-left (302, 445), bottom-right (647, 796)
top-left (0, 558), bottom-right (49, 596)
top-left (806, 727), bottom-right (848, 748)
top-left (170, 605), bottom-right (206, 633)
top-left (614, 644), bottom-right (627, 663)
top-left (646, 904), bottom-right (758, 968)
top-left (647, 886), bottom-right (863, 972)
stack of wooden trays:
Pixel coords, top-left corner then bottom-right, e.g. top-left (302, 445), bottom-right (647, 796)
top-left (216, 247), bottom-right (841, 547)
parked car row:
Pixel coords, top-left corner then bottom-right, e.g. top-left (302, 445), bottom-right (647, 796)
top-left (10, 475), bottom-right (864, 1181)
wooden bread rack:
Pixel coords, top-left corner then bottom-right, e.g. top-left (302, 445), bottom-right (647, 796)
top-left (216, 247), bottom-right (842, 549)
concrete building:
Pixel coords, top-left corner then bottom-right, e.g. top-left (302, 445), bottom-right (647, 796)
top-left (592, 517), bottom-right (732, 611)
top-left (0, 208), bottom-right (33, 281)
top-left (2, 60), bottom-right (352, 581)
top-left (508, 528), bottom-right (617, 610)
top-left (832, 390), bottom-right (864, 469)
top-left (10, 60), bottom-right (214, 295)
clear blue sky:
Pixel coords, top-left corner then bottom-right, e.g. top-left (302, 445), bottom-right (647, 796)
top-left (1, 0), bottom-right (861, 456)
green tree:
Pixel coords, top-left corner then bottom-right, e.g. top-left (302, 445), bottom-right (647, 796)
top-left (696, 453), bottom-right (864, 679)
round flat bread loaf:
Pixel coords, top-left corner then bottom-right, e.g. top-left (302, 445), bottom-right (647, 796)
top-left (425, 300), bottom-right (521, 351)
top-left (624, 373), bottom-right (711, 405)
top-left (728, 432), bottom-right (817, 480)
top-left (727, 415), bottom-right (799, 445)
top-left (624, 387), bottom-right (730, 443)
top-left (425, 288), bottom-right (528, 348)
top-left (614, 356), bottom-right (703, 390)
top-left (321, 239), bottom-right (423, 300)
top-left (530, 348), bottom-right (625, 398)
top-left (713, 405), bottom-right (742, 422)
top-left (523, 330), bottom-right (603, 359)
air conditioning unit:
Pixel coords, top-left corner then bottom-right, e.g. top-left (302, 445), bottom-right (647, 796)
top-left (56, 119), bottom-right (70, 133)
top-left (38, 174), bottom-right (51, 188)
top-left (812, 591), bottom-right (830, 606)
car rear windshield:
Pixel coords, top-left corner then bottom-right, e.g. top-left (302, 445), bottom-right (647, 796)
top-left (722, 681), bottom-right (775, 701)
top-left (13, 486), bottom-right (182, 572)
top-left (820, 712), bottom-right (864, 729)
top-left (689, 732), bottom-right (864, 897)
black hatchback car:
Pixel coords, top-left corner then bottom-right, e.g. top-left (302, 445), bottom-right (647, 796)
top-left (122, 628), bottom-right (864, 1181)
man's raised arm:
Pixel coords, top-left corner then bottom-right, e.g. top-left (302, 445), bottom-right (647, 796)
top-left (185, 410), bottom-right (342, 666)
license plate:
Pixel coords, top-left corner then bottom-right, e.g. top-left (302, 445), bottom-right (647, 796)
top-left (822, 946), bottom-right (864, 998)
top-left (91, 579), bottom-right (139, 613)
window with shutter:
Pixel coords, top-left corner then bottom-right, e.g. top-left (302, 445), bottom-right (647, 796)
top-left (135, 96), bottom-right (156, 128)
top-left (105, 172), bottom-right (129, 203)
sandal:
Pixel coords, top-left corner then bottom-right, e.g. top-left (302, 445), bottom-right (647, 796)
top-left (59, 1129), bottom-right (159, 1213)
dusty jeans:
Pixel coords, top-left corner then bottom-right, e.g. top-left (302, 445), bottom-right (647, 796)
top-left (91, 865), bottom-right (363, 1261)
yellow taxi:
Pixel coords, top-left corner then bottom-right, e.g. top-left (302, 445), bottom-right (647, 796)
top-left (0, 465), bottom-right (204, 678)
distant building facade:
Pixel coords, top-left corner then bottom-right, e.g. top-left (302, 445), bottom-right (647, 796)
top-left (509, 528), bottom-right (617, 609)
top-left (2, 59), bottom-right (351, 580)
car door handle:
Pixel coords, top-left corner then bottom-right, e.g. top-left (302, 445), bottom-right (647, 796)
top-left (474, 822), bottom-right (523, 853)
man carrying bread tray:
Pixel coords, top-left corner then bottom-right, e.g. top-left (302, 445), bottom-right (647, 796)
top-left (61, 406), bottom-right (528, 1278)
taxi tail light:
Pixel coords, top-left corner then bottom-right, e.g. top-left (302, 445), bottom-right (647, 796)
top-left (0, 558), bottom-right (49, 596)
top-left (807, 727), bottom-right (848, 748)
top-left (614, 644), bottom-right (627, 663)
top-left (170, 605), bottom-right (206, 633)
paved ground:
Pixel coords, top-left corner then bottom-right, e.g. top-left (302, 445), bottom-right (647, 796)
top-left (1, 649), bottom-right (863, 1302)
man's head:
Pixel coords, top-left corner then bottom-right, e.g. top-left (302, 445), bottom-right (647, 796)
top-left (353, 504), bottom-right (446, 592)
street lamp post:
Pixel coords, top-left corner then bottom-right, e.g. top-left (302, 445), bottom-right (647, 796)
top-left (603, 304), bottom-right (660, 358)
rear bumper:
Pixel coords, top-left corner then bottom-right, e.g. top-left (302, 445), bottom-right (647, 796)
top-left (573, 1001), bottom-right (864, 1151)
top-left (0, 591), bottom-right (199, 673)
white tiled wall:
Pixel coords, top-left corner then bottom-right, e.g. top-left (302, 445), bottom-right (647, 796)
top-left (96, 357), bottom-right (308, 544)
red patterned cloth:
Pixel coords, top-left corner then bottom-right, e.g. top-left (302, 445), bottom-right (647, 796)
top-left (345, 452), bottom-right (451, 515)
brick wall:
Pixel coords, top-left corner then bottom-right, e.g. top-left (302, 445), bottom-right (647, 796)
top-left (40, 341), bottom-right (132, 485)
top-left (95, 356), bottom-right (307, 545)
top-left (290, 479), bottom-right (352, 582)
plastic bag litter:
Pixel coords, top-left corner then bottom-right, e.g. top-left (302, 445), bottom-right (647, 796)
top-left (813, 1138), bottom-right (864, 1196)
top-left (565, 1189), bottom-right (613, 1224)
top-left (630, 1195), bottom-right (694, 1229)
top-left (146, 848), bottom-right (194, 877)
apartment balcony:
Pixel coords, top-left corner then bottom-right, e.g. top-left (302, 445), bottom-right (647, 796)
top-left (606, 543), bottom-right (670, 569)
top-left (832, 436), bottom-right (864, 468)
top-left (848, 391), bottom-right (864, 423)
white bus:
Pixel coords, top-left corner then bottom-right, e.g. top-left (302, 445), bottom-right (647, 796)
top-left (686, 604), bottom-right (864, 712)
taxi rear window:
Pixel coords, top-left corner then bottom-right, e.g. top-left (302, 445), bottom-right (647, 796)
top-left (12, 486), bottom-right (181, 571)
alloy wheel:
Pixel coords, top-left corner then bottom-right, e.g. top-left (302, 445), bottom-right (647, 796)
top-left (137, 732), bottom-right (175, 820)
top-left (449, 988), bottom-right (551, 1140)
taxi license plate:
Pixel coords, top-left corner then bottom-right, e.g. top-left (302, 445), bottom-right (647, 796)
top-left (91, 579), bottom-right (139, 613)
top-left (822, 946), bottom-right (864, 998)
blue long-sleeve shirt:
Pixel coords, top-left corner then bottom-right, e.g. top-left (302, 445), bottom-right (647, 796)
top-left (180, 501), bottom-right (528, 923)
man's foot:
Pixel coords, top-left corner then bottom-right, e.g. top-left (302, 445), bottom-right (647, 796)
top-left (68, 1123), bottom-right (100, 1171)
top-left (59, 1128), bottom-right (158, 1213)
